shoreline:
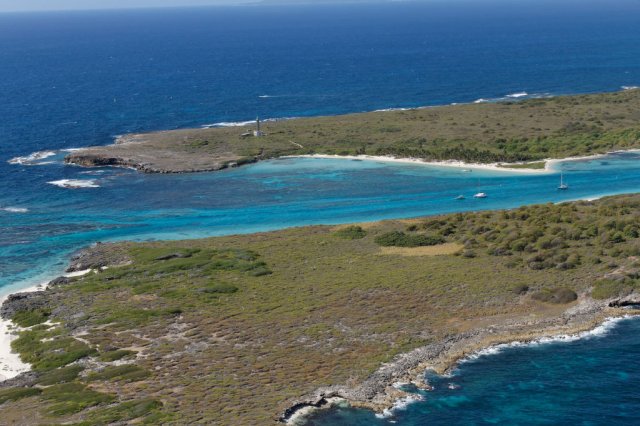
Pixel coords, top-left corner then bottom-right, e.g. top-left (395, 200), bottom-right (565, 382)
top-left (287, 148), bottom-right (640, 175)
top-left (285, 154), bottom-right (554, 174)
top-left (0, 283), bottom-right (45, 382)
top-left (0, 269), bottom-right (92, 383)
top-left (283, 301), bottom-right (637, 425)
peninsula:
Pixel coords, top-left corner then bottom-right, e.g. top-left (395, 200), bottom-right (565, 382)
top-left (2, 194), bottom-right (640, 424)
top-left (65, 90), bottom-right (640, 173)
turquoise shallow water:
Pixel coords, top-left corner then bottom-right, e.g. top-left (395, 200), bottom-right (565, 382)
top-left (2, 152), bottom-right (640, 294)
top-left (306, 316), bottom-right (640, 425)
top-left (2, 3), bottom-right (640, 423)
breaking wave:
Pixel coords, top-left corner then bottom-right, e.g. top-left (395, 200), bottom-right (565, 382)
top-left (47, 179), bottom-right (100, 189)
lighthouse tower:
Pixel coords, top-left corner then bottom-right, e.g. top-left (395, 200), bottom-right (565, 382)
top-left (253, 117), bottom-right (264, 137)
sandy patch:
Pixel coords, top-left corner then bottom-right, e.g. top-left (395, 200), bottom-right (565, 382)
top-left (378, 243), bottom-right (463, 257)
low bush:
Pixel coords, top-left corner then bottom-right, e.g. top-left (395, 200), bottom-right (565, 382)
top-left (591, 279), bottom-right (634, 300)
top-left (87, 365), bottom-right (150, 383)
top-left (531, 288), bottom-right (578, 304)
top-left (84, 399), bottom-right (163, 424)
top-left (375, 231), bottom-right (444, 248)
top-left (201, 283), bottom-right (238, 294)
top-left (334, 226), bottom-right (367, 240)
top-left (0, 387), bottom-right (41, 405)
top-left (12, 309), bottom-right (50, 328)
top-left (41, 383), bottom-right (114, 416)
top-left (511, 284), bottom-right (529, 295)
top-left (36, 365), bottom-right (84, 386)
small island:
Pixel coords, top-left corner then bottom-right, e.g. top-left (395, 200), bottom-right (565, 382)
top-left (65, 89), bottom-right (640, 173)
top-left (2, 195), bottom-right (640, 424)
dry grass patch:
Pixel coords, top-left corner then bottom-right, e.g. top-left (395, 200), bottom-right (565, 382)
top-left (378, 243), bottom-right (464, 257)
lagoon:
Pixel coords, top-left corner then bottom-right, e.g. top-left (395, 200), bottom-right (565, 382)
top-left (2, 152), bottom-right (640, 295)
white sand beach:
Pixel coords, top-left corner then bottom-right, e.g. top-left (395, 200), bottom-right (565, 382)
top-left (0, 284), bottom-right (44, 381)
top-left (289, 149), bottom-right (640, 175)
top-left (288, 154), bottom-right (554, 174)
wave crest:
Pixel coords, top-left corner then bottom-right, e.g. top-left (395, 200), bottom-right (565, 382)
top-left (47, 179), bottom-right (100, 189)
top-left (8, 150), bottom-right (57, 166)
top-left (1, 207), bottom-right (29, 213)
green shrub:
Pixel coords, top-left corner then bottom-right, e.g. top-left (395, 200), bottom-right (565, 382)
top-left (87, 365), bottom-right (150, 383)
top-left (531, 288), bottom-right (578, 304)
top-left (202, 283), bottom-right (238, 294)
top-left (84, 399), bottom-right (163, 424)
top-left (334, 226), bottom-right (367, 240)
top-left (375, 231), bottom-right (445, 248)
top-left (0, 387), bottom-right (41, 405)
top-left (98, 349), bottom-right (136, 362)
top-left (36, 365), bottom-right (84, 386)
top-left (512, 284), bottom-right (529, 295)
top-left (12, 329), bottom-right (96, 372)
top-left (462, 249), bottom-right (476, 258)
top-left (41, 383), bottom-right (114, 416)
top-left (591, 279), bottom-right (633, 300)
top-left (12, 309), bottom-right (50, 327)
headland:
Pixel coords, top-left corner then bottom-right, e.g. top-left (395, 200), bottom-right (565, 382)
top-left (65, 89), bottom-right (640, 174)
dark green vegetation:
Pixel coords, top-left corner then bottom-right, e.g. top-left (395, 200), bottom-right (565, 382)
top-left (12, 309), bottom-right (50, 328)
top-left (67, 89), bottom-right (640, 173)
top-left (0, 387), bottom-right (42, 405)
top-left (375, 231), bottom-right (445, 247)
top-left (334, 225), bottom-right (367, 240)
top-left (3, 195), bottom-right (640, 424)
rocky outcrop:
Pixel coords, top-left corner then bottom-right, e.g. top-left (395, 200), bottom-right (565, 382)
top-left (64, 151), bottom-right (258, 174)
top-left (609, 293), bottom-right (640, 307)
top-left (0, 291), bottom-right (49, 320)
top-left (66, 242), bottom-right (131, 273)
top-left (280, 296), bottom-right (622, 423)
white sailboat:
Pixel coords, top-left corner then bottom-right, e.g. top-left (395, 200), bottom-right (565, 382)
top-left (473, 192), bottom-right (487, 198)
top-left (558, 172), bottom-right (569, 190)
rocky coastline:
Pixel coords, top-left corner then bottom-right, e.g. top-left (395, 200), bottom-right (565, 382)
top-left (280, 295), bottom-right (640, 424)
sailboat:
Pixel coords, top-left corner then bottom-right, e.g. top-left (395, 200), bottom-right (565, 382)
top-left (473, 179), bottom-right (487, 198)
top-left (558, 172), bottom-right (569, 190)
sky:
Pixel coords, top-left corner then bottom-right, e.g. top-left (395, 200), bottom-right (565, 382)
top-left (0, 0), bottom-right (387, 13)
top-left (0, 0), bottom-right (268, 13)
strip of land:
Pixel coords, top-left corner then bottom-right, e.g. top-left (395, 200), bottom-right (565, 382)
top-left (64, 89), bottom-right (640, 173)
top-left (2, 195), bottom-right (640, 424)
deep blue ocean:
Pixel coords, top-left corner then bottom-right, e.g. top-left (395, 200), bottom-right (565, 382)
top-left (1, 1), bottom-right (640, 423)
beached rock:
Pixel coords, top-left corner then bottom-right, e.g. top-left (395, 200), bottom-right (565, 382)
top-left (66, 243), bottom-right (131, 273)
top-left (0, 372), bottom-right (39, 389)
top-left (47, 276), bottom-right (71, 287)
top-left (0, 291), bottom-right (49, 320)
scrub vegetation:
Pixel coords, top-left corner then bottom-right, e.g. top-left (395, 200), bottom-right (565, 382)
top-left (66, 89), bottom-right (640, 173)
top-left (2, 195), bottom-right (640, 423)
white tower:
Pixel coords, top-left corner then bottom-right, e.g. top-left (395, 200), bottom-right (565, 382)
top-left (254, 117), bottom-right (264, 137)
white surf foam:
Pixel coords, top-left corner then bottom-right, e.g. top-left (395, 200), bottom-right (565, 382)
top-left (506, 91), bottom-right (529, 98)
top-left (474, 98), bottom-right (489, 104)
top-left (8, 150), bottom-right (57, 165)
top-left (47, 179), bottom-right (100, 189)
top-left (1, 207), bottom-right (29, 213)
top-left (375, 394), bottom-right (425, 419)
top-left (622, 86), bottom-right (639, 91)
top-left (374, 107), bottom-right (412, 112)
top-left (201, 120), bottom-right (256, 128)
top-left (461, 316), bottom-right (632, 364)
